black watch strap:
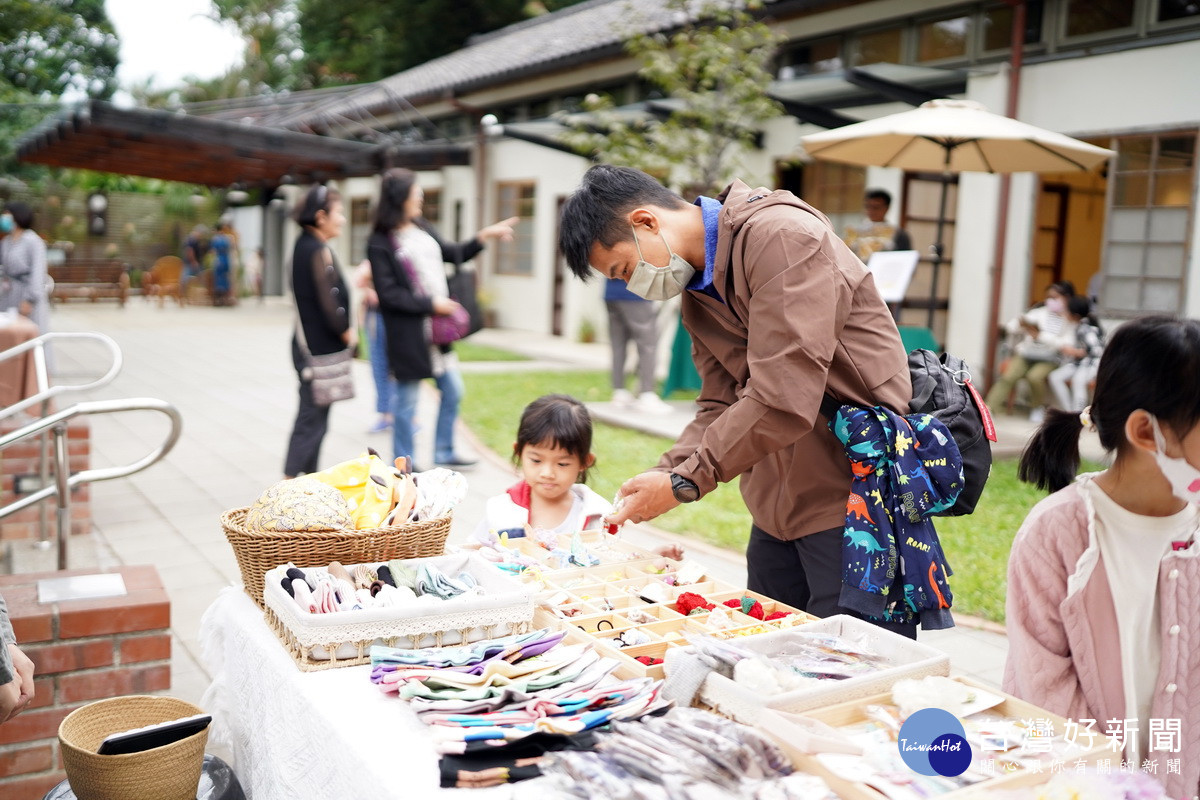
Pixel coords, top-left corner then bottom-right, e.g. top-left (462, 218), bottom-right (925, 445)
top-left (670, 472), bottom-right (700, 503)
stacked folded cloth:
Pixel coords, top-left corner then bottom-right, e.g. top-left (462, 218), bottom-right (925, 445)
top-left (368, 629), bottom-right (665, 788)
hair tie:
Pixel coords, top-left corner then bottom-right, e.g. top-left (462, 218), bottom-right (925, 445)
top-left (1080, 405), bottom-right (1094, 430)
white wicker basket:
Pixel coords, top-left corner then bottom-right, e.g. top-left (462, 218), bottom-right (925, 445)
top-left (263, 552), bottom-right (535, 670)
top-left (693, 615), bottom-right (951, 722)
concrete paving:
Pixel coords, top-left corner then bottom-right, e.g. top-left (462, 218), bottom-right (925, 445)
top-left (1, 298), bottom-right (1080, 706)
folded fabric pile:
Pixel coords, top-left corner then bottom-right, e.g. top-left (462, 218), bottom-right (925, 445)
top-left (281, 559), bottom-right (481, 614)
top-left (542, 706), bottom-right (839, 800)
top-left (368, 629), bottom-right (665, 788)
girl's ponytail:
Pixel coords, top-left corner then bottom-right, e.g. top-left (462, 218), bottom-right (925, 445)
top-left (1018, 408), bottom-right (1084, 492)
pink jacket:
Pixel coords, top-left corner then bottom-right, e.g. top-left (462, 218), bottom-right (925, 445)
top-left (1004, 476), bottom-right (1200, 800)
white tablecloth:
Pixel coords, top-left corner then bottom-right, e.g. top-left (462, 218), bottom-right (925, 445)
top-left (200, 587), bottom-right (547, 800)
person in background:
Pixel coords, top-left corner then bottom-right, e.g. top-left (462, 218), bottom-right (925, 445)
top-left (283, 185), bottom-right (351, 478)
top-left (210, 219), bottom-right (238, 307)
top-left (0, 593), bottom-right (36, 726)
top-left (1006, 316), bottom-right (1200, 798)
top-left (181, 224), bottom-right (209, 295)
top-left (604, 277), bottom-right (671, 413)
top-left (368, 168), bottom-right (516, 470)
top-left (353, 259), bottom-right (393, 435)
top-left (1047, 295), bottom-right (1104, 413)
top-left (0, 202), bottom-right (50, 333)
top-left (985, 280), bottom-right (1076, 423)
top-left (558, 165), bottom-right (911, 635)
top-left (469, 393), bottom-right (683, 560)
top-left (842, 189), bottom-right (912, 264)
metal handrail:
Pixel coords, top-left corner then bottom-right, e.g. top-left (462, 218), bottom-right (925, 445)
top-left (0, 398), bottom-right (182, 570)
top-left (0, 332), bottom-right (123, 421)
top-left (0, 331), bottom-right (124, 553)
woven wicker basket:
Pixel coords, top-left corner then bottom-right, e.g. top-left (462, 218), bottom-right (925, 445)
top-left (59, 695), bottom-right (208, 800)
top-left (221, 507), bottom-right (452, 607)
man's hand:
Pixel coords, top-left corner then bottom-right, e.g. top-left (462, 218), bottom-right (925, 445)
top-left (17, 300), bottom-right (33, 318)
top-left (604, 471), bottom-right (679, 527)
top-left (0, 643), bottom-right (35, 725)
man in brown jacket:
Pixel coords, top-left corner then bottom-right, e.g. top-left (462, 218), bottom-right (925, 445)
top-left (559, 165), bottom-right (913, 634)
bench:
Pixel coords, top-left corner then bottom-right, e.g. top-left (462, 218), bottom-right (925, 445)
top-left (49, 261), bottom-right (131, 307)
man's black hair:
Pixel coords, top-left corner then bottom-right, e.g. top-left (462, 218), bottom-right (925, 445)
top-left (864, 189), bottom-right (892, 207)
top-left (558, 165), bottom-right (688, 281)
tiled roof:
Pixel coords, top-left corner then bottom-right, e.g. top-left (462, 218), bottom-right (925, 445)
top-left (189, 0), bottom-right (834, 134)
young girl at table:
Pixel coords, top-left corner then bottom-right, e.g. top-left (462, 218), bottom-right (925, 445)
top-left (1004, 316), bottom-right (1200, 798)
top-left (470, 393), bottom-right (683, 558)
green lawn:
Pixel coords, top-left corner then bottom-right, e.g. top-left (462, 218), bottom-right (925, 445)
top-left (459, 366), bottom-right (1096, 624)
top-left (455, 341), bottom-right (531, 362)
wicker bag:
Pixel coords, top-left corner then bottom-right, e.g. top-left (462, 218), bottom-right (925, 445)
top-left (59, 696), bottom-right (208, 800)
top-left (221, 507), bottom-right (452, 607)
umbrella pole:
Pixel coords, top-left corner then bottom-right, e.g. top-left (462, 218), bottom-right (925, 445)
top-left (928, 147), bottom-right (953, 331)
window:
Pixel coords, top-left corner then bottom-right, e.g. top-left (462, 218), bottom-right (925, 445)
top-left (783, 36), bottom-right (843, 76)
top-left (422, 188), bottom-right (441, 226)
top-left (981, 1), bottom-right (1044, 51)
top-left (800, 160), bottom-right (865, 238)
top-left (494, 182), bottom-right (535, 276)
top-left (349, 198), bottom-right (372, 267)
top-left (917, 15), bottom-right (971, 62)
top-left (850, 27), bottom-right (903, 67)
top-left (1064, 0), bottom-right (1135, 38)
top-left (1158, 0), bottom-right (1200, 22)
top-left (1103, 133), bottom-right (1196, 315)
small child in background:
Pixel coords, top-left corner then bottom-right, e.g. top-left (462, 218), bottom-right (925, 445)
top-left (1047, 295), bottom-right (1104, 413)
top-left (1005, 316), bottom-right (1200, 798)
top-left (471, 394), bottom-right (683, 559)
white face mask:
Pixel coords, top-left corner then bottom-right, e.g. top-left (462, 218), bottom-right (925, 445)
top-left (1151, 416), bottom-right (1200, 506)
top-left (626, 225), bottom-right (696, 301)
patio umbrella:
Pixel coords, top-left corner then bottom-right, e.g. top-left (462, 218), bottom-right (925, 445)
top-left (800, 99), bottom-right (1113, 328)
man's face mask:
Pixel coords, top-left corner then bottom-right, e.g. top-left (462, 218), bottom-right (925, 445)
top-left (625, 224), bottom-right (695, 301)
top-left (1151, 416), bottom-right (1200, 506)
top-left (0, 214), bottom-right (13, 234)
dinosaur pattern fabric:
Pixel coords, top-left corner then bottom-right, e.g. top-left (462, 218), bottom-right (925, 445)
top-left (830, 405), bottom-right (964, 630)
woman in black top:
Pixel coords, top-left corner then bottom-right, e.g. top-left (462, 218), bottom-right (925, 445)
top-left (284, 185), bottom-right (351, 477)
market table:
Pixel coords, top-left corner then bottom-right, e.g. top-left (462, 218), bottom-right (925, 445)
top-left (199, 588), bottom-right (544, 800)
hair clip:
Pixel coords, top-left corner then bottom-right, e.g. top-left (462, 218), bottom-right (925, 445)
top-left (1079, 405), bottom-right (1094, 431)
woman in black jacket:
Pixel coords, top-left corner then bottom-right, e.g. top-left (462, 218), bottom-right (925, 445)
top-left (284, 185), bottom-right (351, 477)
top-left (368, 168), bottom-right (515, 469)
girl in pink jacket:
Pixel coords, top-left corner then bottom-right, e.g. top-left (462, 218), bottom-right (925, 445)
top-left (1005, 316), bottom-right (1200, 799)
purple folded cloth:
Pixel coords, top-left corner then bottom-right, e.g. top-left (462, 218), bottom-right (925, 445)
top-left (369, 631), bottom-right (566, 683)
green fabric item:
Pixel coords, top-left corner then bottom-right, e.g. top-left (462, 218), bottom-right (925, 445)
top-left (662, 316), bottom-right (702, 397)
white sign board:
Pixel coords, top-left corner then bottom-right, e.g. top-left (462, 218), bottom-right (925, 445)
top-left (866, 250), bottom-right (919, 305)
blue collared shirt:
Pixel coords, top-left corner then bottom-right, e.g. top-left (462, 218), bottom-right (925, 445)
top-left (688, 195), bottom-right (723, 302)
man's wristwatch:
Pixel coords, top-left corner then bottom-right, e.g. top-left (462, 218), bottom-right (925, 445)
top-left (670, 473), bottom-right (700, 503)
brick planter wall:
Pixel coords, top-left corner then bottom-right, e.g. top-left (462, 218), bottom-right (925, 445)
top-left (0, 418), bottom-right (91, 542)
top-left (0, 565), bottom-right (170, 799)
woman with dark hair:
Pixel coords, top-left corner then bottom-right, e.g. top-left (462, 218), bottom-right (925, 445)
top-left (368, 168), bottom-right (516, 470)
top-left (0, 202), bottom-right (50, 333)
top-left (1006, 316), bottom-right (1200, 797)
top-left (283, 185), bottom-right (351, 478)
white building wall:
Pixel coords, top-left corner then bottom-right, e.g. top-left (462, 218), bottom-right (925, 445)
top-left (481, 138), bottom-right (595, 337)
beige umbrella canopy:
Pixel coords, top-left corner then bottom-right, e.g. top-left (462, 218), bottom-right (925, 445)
top-left (801, 98), bottom-right (1112, 173)
top-left (800, 99), bottom-right (1113, 328)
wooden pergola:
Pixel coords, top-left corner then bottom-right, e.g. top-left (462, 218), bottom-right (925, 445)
top-left (16, 101), bottom-right (470, 187)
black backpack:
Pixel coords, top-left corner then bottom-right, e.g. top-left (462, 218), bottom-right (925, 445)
top-left (904, 349), bottom-right (995, 515)
top-left (822, 349), bottom-right (995, 516)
